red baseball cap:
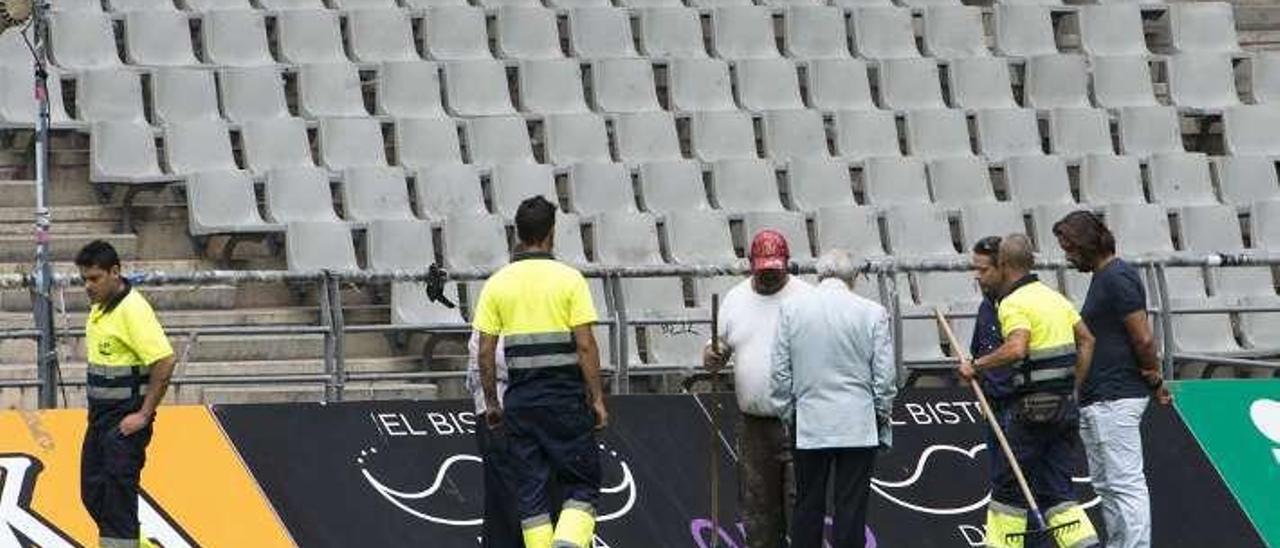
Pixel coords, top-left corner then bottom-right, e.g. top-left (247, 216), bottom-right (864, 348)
top-left (749, 230), bottom-right (790, 273)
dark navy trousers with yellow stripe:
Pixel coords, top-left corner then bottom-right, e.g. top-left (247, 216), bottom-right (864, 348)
top-left (82, 397), bottom-right (153, 547)
top-left (504, 401), bottom-right (602, 525)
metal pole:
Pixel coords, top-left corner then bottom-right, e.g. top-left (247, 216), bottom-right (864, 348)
top-left (1153, 264), bottom-right (1177, 379)
top-left (327, 272), bottom-right (347, 401)
top-left (608, 274), bottom-right (630, 395)
top-left (883, 272), bottom-right (906, 388)
top-left (318, 275), bottom-right (336, 403)
top-left (31, 1), bottom-right (59, 409)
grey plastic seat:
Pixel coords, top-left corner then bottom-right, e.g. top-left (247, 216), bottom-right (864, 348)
top-left (341, 167), bottom-right (416, 223)
top-left (423, 7), bottom-right (492, 61)
top-left (638, 8), bottom-right (707, 59)
top-left (568, 8), bottom-right (638, 60)
top-left (1247, 52), bottom-right (1280, 104)
top-left (788, 158), bottom-right (855, 211)
top-left (806, 59), bottom-right (874, 112)
top-left (376, 62), bottom-right (444, 119)
top-left (219, 68), bottom-right (290, 124)
top-left (544, 114), bottom-right (612, 166)
top-left (832, 0), bottom-right (891, 7)
top-left (466, 116), bottom-right (535, 166)
top-left (735, 59), bottom-right (805, 112)
top-left (1224, 105), bottom-right (1280, 156)
top-left (1030, 203), bottom-right (1081, 259)
top-left (1080, 154), bottom-right (1144, 205)
top-left (666, 209), bottom-right (737, 264)
top-left (1048, 108), bottom-right (1114, 160)
top-left (852, 7), bottom-right (920, 60)
top-left (834, 110), bottom-right (901, 161)
top-left (691, 111), bottom-right (757, 162)
top-left (496, 7), bottom-right (563, 61)
top-left (1079, 5), bottom-right (1150, 57)
top-left (814, 205), bottom-right (884, 257)
top-left (265, 167), bottom-right (341, 224)
top-left (879, 59), bottom-right (946, 111)
top-left (186, 171), bottom-right (279, 237)
top-left (89, 122), bottom-right (167, 182)
top-left (1253, 199), bottom-right (1280, 250)
top-left (490, 163), bottom-right (558, 219)
top-left (710, 159), bottom-right (785, 212)
top-left (108, 0), bottom-right (175, 8)
top-left (591, 60), bottom-right (660, 114)
top-left (975, 108), bottom-right (1044, 161)
top-left (124, 11), bottom-right (198, 67)
top-left (1212, 156), bottom-right (1280, 206)
top-left (348, 9), bottom-right (419, 64)
top-left (164, 120), bottom-right (238, 176)
top-left (242, 118), bottom-right (315, 175)
top-left (1090, 55), bottom-right (1158, 109)
top-left (1168, 54), bottom-right (1240, 111)
top-left (1005, 155), bottom-right (1074, 206)
top-left (1178, 204), bottom-right (1279, 353)
top-left (784, 6), bottom-right (851, 60)
top-left (884, 204), bottom-right (979, 307)
top-left (994, 6), bottom-right (1057, 58)
top-left (711, 7), bottom-right (780, 60)
top-left (922, 6), bottom-right (989, 60)
top-left (1166, 2), bottom-right (1241, 54)
top-left (518, 60), bottom-right (589, 115)
top-left (614, 112), bottom-right (682, 164)
top-left (277, 10), bottom-right (348, 65)
top-left (413, 164), bottom-right (488, 220)
top-left (669, 58), bottom-right (736, 112)
top-left (762, 110), bottom-right (831, 162)
top-left (202, 11), bottom-right (274, 67)
top-left (286, 222), bottom-right (358, 272)
top-left (319, 118), bottom-right (388, 171)
top-left (949, 58), bottom-right (1018, 110)
top-left (620, 0), bottom-right (680, 9)
top-left (567, 162), bottom-right (638, 215)
top-left (48, 0), bottom-right (104, 10)
top-left (365, 220), bottom-right (463, 325)
top-left (905, 109), bottom-right (972, 159)
top-left (331, 0), bottom-right (396, 9)
top-left (959, 202), bottom-right (1025, 250)
top-left (76, 70), bottom-right (145, 124)
top-left (689, 0), bottom-right (751, 7)
top-left (554, 212), bottom-right (589, 265)
top-left (443, 214), bottom-right (509, 270)
top-left (1117, 106), bottom-right (1183, 157)
top-left (1025, 55), bottom-right (1091, 110)
top-left (476, 0), bottom-right (540, 8)
top-left (928, 157), bottom-right (997, 206)
top-left (0, 66), bottom-right (75, 128)
top-left (444, 61), bottom-right (516, 116)
top-left (257, 0), bottom-right (323, 9)
top-left (638, 161), bottom-right (711, 213)
top-left (151, 69), bottom-right (219, 125)
top-left (50, 12), bottom-right (122, 70)
top-left (298, 63), bottom-right (370, 118)
top-left (864, 157), bottom-right (930, 207)
top-left (742, 211), bottom-right (812, 259)
top-left (395, 118), bottom-right (462, 169)
top-left (549, 0), bottom-right (609, 8)
top-left (592, 212), bottom-right (687, 322)
top-left (1147, 153), bottom-right (1218, 207)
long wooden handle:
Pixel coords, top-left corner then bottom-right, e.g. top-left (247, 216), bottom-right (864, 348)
top-left (934, 308), bottom-right (1044, 519)
top-left (709, 294), bottom-right (721, 547)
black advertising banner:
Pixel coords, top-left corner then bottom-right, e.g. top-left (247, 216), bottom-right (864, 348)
top-left (214, 389), bottom-right (1262, 547)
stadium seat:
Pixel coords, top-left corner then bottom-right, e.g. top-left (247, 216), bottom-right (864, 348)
top-left (927, 157), bottom-right (997, 206)
top-left (465, 116), bottom-right (535, 166)
top-left (1247, 52), bottom-right (1280, 104)
top-left (1212, 156), bottom-right (1280, 206)
top-left (347, 9), bottom-right (419, 64)
top-left (341, 167), bottom-right (417, 224)
top-left (1091, 55), bottom-right (1159, 109)
top-left (1117, 106), bottom-right (1184, 157)
top-left (186, 170), bottom-right (280, 237)
top-left (319, 118), bottom-right (388, 171)
top-left (1165, 2), bottom-right (1241, 54)
top-left (395, 118), bottom-right (463, 169)
top-left (277, 10), bottom-right (348, 65)
top-left (423, 7), bottom-right (492, 61)
top-left (49, 0), bottom-right (105, 10)
top-left (201, 10), bottom-right (273, 67)
top-left (993, 6), bottom-right (1057, 58)
top-left (219, 67), bottom-right (290, 124)
top-left (711, 7), bottom-right (781, 60)
top-left (922, 6), bottom-right (989, 60)
top-left (1147, 153), bottom-right (1218, 207)
top-left (1047, 108), bottom-right (1114, 160)
top-left (0, 66), bottom-right (74, 128)
top-left (124, 11), bottom-right (198, 66)
top-left (1079, 5), bottom-right (1150, 57)
top-left (784, 6), bottom-right (851, 60)
top-left (477, 0), bottom-right (540, 9)
top-left (806, 59), bottom-right (875, 112)
top-left (554, 212), bottom-right (589, 264)
top-left (864, 156), bottom-right (931, 207)
top-left (788, 158), bottom-right (856, 212)
top-left (257, 0), bottom-right (322, 10)
top-left (833, 0), bottom-right (891, 7)
top-left (742, 211), bottom-right (812, 259)
top-left (376, 62), bottom-right (445, 119)
top-left (691, 111), bottom-right (758, 162)
top-left (298, 63), bottom-right (370, 118)
top-left (1251, 199), bottom-right (1280, 249)
top-left (1005, 155), bottom-right (1075, 206)
top-left (1223, 105), bottom-right (1280, 156)
top-left (905, 109), bottom-right (972, 159)
top-left (613, 112), bottom-right (683, 164)
top-left (331, 0), bottom-right (396, 10)
top-left (735, 59), bottom-right (805, 112)
top-left (591, 59), bottom-right (661, 114)
top-left (164, 120), bottom-right (238, 176)
top-left (879, 59), bottom-right (946, 111)
top-left (489, 163), bottom-right (557, 219)
top-left (710, 159), bottom-right (785, 212)
top-left (884, 204), bottom-right (980, 307)
top-left (544, 113), bottom-right (613, 166)
top-left (285, 222), bottom-right (359, 272)
top-left (834, 110), bottom-right (902, 160)
top-left (495, 7), bottom-right (564, 61)
top-left (365, 220), bottom-right (464, 325)
top-left (1029, 203), bottom-right (1079, 260)
top-left (75, 69), bottom-right (146, 124)
top-left (638, 161), bottom-right (712, 213)
top-left (1080, 154), bottom-right (1144, 205)
top-left (151, 69), bottom-right (219, 125)
top-left (637, 8), bottom-right (707, 59)
top-left (444, 61), bottom-right (516, 116)
top-left (948, 58), bottom-right (1018, 110)
top-left (762, 110), bottom-right (831, 162)
top-left (567, 162), bottom-right (639, 216)
top-left (1167, 54), bottom-right (1241, 112)
top-left (241, 118), bottom-right (315, 175)
top-left (402, 0), bottom-right (466, 8)
top-left (568, 8), bottom-right (638, 59)
top-left (1025, 54), bottom-right (1091, 110)
top-left (89, 121), bottom-right (168, 182)
top-left (50, 11), bottom-right (122, 70)
top-left (959, 202), bottom-right (1025, 250)
top-left (412, 164), bottom-right (488, 220)
top-left (518, 60), bottom-right (590, 115)
top-left (668, 58), bottom-right (737, 112)
top-left (851, 7), bottom-right (920, 60)
top-left (666, 209), bottom-right (737, 265)
top-left (265, 167), bottom-right (341, 224)
top-left (975, 108), bottom-right (1044, 161)
top-left (813, 205), bottom-right (885, 257)
top-left (443, 214), bottom-right (509, 270)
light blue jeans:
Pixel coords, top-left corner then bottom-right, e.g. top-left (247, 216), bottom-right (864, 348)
top-left (1079, 397), bottom-right (1151, 548)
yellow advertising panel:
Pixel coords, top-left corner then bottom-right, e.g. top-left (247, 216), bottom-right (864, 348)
top-left (0, 405), bottom-right (293, 547)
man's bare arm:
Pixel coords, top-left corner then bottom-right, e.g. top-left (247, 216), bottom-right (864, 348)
top-left (973, 330), bottom-right (1030, 370)
top-left (138, 354), bottom-right (175, 417)
top-left (572, 324), bottom-right (608, 429)
top-left (1073, 321), bottom-right (1096, 390)
top-left (478, 333), bottom-right (501, 420)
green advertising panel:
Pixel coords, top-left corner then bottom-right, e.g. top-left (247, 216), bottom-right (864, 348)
top-left (1172, 379), bottom-right (1280, 547)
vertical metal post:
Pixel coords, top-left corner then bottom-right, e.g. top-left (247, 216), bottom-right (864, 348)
top-left (608, 273), bottom-right (630, 395)
top-left (318, 275), bottom-right (336, 403)
top-left (882, 271), bottom-right (906, 388)
top-left (327, 272), bottom-right (347, 401)
top-left (31, 3), bottom-right (59, 409)
top-left (1153, 264), bottom-right (1176, 379)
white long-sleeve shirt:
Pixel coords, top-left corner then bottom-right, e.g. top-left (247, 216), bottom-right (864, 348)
top-left (465, 331), bottom-right (506, 414)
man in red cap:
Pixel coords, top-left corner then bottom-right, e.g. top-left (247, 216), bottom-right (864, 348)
top-left (704, 229), bottom-right (813, 548)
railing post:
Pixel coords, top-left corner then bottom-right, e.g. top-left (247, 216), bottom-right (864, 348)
top-left (881, 270), bottom-right (906, 388)
top-left (1153, 263), bottom-right (1177, 379)
top-left (607, 273), bottom-right (630, 395)
top-left (318, 274), bottom-right (337, 403)
top-left (327, 272), bottom-right (347, 401)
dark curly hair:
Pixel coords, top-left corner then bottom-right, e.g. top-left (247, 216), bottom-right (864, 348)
top-left (1051, 210), bottom-right (1115, 265)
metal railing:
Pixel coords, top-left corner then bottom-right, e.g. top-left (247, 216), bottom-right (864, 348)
top-left (1, 252), bottom-right (1278, 407)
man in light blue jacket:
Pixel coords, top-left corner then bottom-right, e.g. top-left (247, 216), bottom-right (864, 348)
top-left (770, 250), bottom-right (897, 548)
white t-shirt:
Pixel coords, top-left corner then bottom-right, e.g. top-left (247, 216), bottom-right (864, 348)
top-left (465, 331), bottom-right (506, 413)
top-left (718, 276), bottom-right (813, 417)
